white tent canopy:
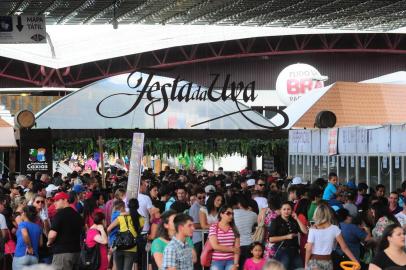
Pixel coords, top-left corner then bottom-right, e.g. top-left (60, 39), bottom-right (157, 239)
top-left (35, 72), bottom-right (274, 130)
top-left (1, 25), bottom-right (403, 69)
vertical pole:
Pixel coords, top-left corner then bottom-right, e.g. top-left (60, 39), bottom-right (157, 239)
top-left (389, 154), bottom-right (393, 192)
top-left (98, 136), bottom-right (106, 189)
top-left (366, 156), bottom-right (370, 188)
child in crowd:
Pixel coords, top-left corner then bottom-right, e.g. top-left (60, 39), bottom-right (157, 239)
top-left (243, 242), bottom-right (266, 270)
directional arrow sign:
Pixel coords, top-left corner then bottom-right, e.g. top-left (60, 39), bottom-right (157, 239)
top-left (0, 15), bottom-right (46, 43)
top-left (16, 16), bottom-right (23, 32)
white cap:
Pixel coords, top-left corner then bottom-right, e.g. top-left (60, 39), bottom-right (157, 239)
top-left (45, 184), bottom-right (59, 198)
top-left (292, 176), bottom-right (303, 185)
top-left (205, 185), bottom-right (216, 194)
top-left (247, 179), bottom-right (256, 187)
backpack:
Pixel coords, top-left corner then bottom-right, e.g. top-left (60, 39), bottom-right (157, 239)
top-left (79, 232), bottom-right (101, 270)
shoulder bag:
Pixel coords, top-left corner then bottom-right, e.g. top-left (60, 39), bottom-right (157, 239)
top-left (79, 230), bottom-right (101, 270)
top-left (114, 215), bottom-right (137, 250)
top-left (252, 210), bottom-right (266, 242)
top-left (200, 223), bottom-right (219, 267)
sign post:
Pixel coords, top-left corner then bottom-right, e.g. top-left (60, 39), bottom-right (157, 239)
top-left (126, 133), bottom-right (145, 199)
top-left (0, 15), bottom-right (46, 43)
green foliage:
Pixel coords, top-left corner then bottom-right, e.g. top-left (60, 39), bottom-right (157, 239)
top-left (53, 138), bottom-right (287, 158)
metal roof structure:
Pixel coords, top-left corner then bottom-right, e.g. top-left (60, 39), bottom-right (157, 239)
top-left (2, 0), bottom-right (406, 31)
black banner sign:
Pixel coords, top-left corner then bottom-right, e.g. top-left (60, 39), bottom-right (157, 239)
top-left (20, 129), bottom-right (52, 176)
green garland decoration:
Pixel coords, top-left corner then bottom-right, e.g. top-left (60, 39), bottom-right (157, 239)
top-left (53, 138), bottom-right (287, 159)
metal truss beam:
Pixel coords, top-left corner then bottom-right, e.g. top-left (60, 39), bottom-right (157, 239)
top-left (1, 33), bottom-right (405, 87)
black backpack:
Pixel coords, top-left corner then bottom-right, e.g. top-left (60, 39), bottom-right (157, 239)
top-left (79, 234), bottom-right (101, 270)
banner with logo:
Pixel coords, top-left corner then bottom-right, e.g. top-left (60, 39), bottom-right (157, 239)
top-left (126, 133), bottom-right (145, 199)
top-left (328, 128), bottom-right (338, 155)
top-left (20, 129), bottom-right (52, 176)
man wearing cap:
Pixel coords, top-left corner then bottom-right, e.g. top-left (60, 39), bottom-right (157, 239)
top-left (47, 192), bottom-right (84, 270)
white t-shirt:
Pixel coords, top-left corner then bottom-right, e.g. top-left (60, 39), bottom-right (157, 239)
top-left (200, 207), bottom-right (218, 225)
top-left (308, 225), bottom-right (341, 255)
top-left (0, 213), bottom-right (7, 230)
top-left (395, 211), bottom-right (406, 227)
top-left (137, 193), bottom-right (153, 232)
top-left (254, 197), bottom-right (268, 210)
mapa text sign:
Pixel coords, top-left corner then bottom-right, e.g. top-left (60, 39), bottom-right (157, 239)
top-left (0, 15), bottom-right (46, 43)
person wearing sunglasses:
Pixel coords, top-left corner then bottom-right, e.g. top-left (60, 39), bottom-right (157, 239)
top-left (12, 206), bottom-right (42, 270)
top-left (33, 194), bottom-right (52, 265)
top-left (208, 205), bottom-right (241, 270)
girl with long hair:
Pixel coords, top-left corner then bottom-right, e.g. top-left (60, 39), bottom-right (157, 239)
top-left (371, 202), bottom-right (400, 239)
top-left (369, 224), bottom-right (406, 269)
top-left (200, 192), bottom-right (224, 229)
top-left (209, 205), bottom-right (241, 270)
top-left (151, 210), bottom-right (196, 270)
top-left (12, 206), bottom-right (42, 270)
top-left (107, 198), bottom-right (144, 270)
top-left (85, 212), bottom-right (109, 270)
top-left (83, 196), bottom-right (103, 229)
top-left (305, 204), bottom-right (359, 270)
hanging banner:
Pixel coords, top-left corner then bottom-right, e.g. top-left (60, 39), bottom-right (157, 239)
top-left (368, 126), bottom-right (390, 154)
top-left (350, 156), bottom-right (355, 168)
top-left (314, 156), bottom-right (319, 166)
top-left (298, 155), bottom-right (303, 165)
top-left (356, 127), bottom-right (368, 154)
top-left (395, 156), bottom-right (400, 169)
top-left (126, 133), bottom-right (145, 199)
top-left (382, 156), bottom-right (388, 169)
top-left (338, 127), bottom-right (357, 154)
top-left (341, 156), bottom-right (346, 168)
top-left (306, 156), bottom-right (311, 166)
top-left (262, 156), bottom-right (275, 174)
top-left (20, 129), bottom-right (53, 176)
top-left (320, 129), bottom-right (329, 154)
top-left (328, 128), bottom-right (338, 155)
top-left (391, 125), bottom-right (406, 153)
top-left (360, 156), bottom-right (366, 168)
top-left (311, 129), bottom-right (321, 153)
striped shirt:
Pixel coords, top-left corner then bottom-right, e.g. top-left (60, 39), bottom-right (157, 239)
top-left (209, 223), bottom-right (236, 261)
top-left (233, 209), bottom-right (257, 246)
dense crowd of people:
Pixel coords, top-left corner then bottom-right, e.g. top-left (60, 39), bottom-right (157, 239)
top-left (0, 165), bottom-right (405, 270)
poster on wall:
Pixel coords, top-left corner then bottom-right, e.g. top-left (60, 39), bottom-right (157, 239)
top-left (328, 128), bottom-right (338, 155)
top-left (263, 156), bottom-right (275, 174)
top-left (320, 129), bottom-right (329, 154)
top-left (20, 129), bottom-right (53, 176)
top-left (338, 127), bottom-right (357, 154)
top-left (356, 127), bottom-right (368, 154)
top-left (391, 125), bottom-right (406, 153)
top-left (368, 126), bottom-right (390, 154)
top-left (311, 129), bottom-right (321, 153)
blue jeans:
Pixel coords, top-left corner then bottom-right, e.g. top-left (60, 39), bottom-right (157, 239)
top-left (12, 255), bottom-right (38, 270)
top-left (211, 260), bottom-right (234, 270)
top-left (274, 247), bottom-right (303, 270)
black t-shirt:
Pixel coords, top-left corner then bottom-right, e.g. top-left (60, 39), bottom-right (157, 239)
top-left (371, 251), bottom-right (406, 270)
top-left (268, 215), bottom-right (302, 248)
top-left (51, 207), bottom-right (84, 254)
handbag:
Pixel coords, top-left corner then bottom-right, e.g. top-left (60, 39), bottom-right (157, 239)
top-left (4, 230), bottom-right (16, 255)
top-left (113, 216), bottom-right (137, 250)
top-left (79, 232), bottom-right (101, 270)
top-left (200, 223), bottom-right (219, 267)
top-left (252, 211), bottom-right (265, 242)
